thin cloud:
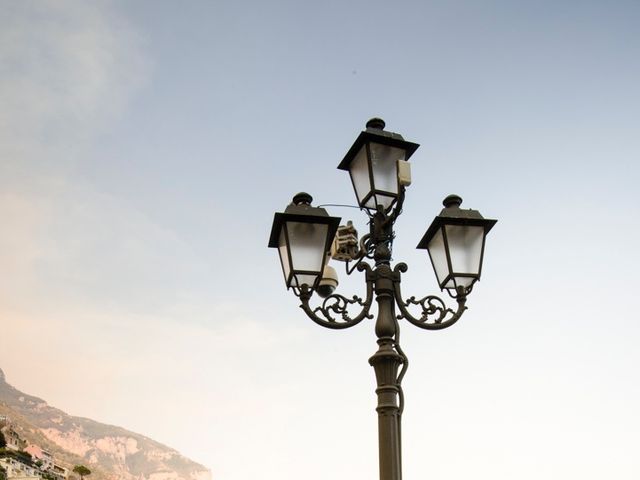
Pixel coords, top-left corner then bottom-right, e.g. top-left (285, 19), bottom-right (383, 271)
top-left (0, 0), bottom-right (150, 303)
top-left (0, 0), bottom-right (148, 177)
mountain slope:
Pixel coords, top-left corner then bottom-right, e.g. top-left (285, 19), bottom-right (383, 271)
top-left (0, 368), bottom-right (211, 480)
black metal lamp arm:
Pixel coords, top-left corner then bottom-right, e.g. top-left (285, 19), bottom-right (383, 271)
top-left (392, 263), bottom-right (468, 330)
top-left (345, 234), bottom-right (373, 275)
top-left (298, 262), bottom-right (375, 330)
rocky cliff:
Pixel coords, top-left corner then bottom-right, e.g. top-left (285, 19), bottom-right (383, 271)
top-left (0, 368), bottom-right (211, 480)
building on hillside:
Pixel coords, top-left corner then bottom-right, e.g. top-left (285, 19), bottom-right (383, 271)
top-left (48, 464), bottom-right (67, 480)
top-left (23, 446), bottom-right (67, 480)
top-left (0, 426), bottom-right (26, 452)
top-left (0, 427), bottom-right (68, 480)
top-left (0, 450), bottom-right (41, 479)
top-left (0, 417), bottom-right (11, 436)
top-left (23, 447), bottom-right (52, 472)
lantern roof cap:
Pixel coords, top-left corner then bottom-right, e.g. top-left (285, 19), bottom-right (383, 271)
top-left (268, 193), bottom-right (341, 248)
top-left (416, 195), bottom-right (497, 250)
top-left (437, 194), bottom-right (486, 220)
top-left (283, 192), bottom-right (332, 217)
top-left (292, 192), bottom-right (312, 206)
top-left (337, 118), bottom-right (420, 171)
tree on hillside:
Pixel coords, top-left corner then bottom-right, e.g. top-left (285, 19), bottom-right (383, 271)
top-left (0, 431), bottom-right (6, 449)
top-left (73, 465), bottom-right (91, 480)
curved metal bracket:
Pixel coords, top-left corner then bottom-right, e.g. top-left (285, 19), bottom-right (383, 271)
top-left (345, 234), bottom-right (373, 275)
top-left (299, 262), bottom-right (375, 330)
top-left (392, 263), bottom-right (467, 330)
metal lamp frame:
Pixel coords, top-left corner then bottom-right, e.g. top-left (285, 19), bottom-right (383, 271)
top-left (270, 120), bottom-right (496, 480)
top-left (417, 194), bottom-right (497, 294)
top-left (337, 118), bottom-right (419, 212)
top-left (268, 192), bottom-right (341, 293)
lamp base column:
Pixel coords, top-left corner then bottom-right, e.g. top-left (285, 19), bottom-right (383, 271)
top-left (369, 337), bottom-right (404, 480)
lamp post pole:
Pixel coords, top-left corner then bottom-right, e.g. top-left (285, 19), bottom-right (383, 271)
top-left (368, 206), bottom-right (404, 480)
top-left (269, 119), bottom-right (496, 480)
top-left (369, 265), bottom-right (404, 480)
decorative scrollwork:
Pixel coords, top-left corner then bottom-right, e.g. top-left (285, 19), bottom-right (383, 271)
top-left (404, 295), bottom-right (455, 321)
top-left (392, 263), bottom-right (467, 330)
top-left (315, 293), bottom-right (371, 321)
top-left (299, 262), bottom-right (374, 330)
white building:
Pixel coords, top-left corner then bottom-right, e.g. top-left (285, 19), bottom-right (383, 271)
top-left (0, 452), bottom-right (41, 479)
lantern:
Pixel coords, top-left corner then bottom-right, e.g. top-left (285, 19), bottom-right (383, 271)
top-left (338, 118), bottom-right (419, 212)
top-left (269, 193), bottom-right (341, 291)
top-left (417, 195), bottom-right (496, 292)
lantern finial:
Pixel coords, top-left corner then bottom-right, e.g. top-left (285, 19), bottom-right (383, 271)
top-left (292, 192), bottom-right (313, 206)
top-left (366, 118), bottom-right (386, 130)
top-left (442, 194), bottom-right (463, 208)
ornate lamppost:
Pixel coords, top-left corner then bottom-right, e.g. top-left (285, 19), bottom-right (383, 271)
top-left (268, 119), bottom-right (496, 480)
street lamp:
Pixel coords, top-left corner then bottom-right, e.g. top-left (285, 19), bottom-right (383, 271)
top-left (268, 192), bottom-right (341, 292)
top-left (337, 117), bottom-right (419, 212)
top-left (269, 118), bottom-right (496, 480)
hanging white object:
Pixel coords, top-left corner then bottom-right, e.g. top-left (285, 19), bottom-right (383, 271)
top-left (397, 160), bottom-right (412, 187)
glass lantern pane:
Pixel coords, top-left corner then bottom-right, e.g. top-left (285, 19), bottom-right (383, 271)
top-left (286, 221), bottom-right (329, 284)
top-left (427, 228), bottom-right (450, 286)
top-left (444, 225), bottom-right (484, 276)
top-left (444, 278), bottom-right (456, 289)
top-left (293, 274), bottom-right (318, 289)
top-left (278, 229), bottom-right (291, 284)
top-left (369, 143), bottom-right (404, 196)
top-left (349, 146), bottom-right (373, 208)
top-left (376, 194), bottom-right (396, 211)
top-left (454, 276), bottom-right (475, 288)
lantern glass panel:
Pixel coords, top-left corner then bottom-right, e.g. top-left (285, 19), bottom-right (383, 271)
top-left (445, 225), bottom-right (484, 277)
top-left (278, 229), bottom-right (291, 284)
top-left (453, 276), bottom-right (474, 288)
top-left (294, 273), bottom-right (319, 289)
top-left (369, 143), bottom-right (404, 208)
top-left (350, 146), bottom-right (374, 208)
top-left (286, 221), bottom-right (329, 286)
top-left (427, 228), bottom-right (450, 286)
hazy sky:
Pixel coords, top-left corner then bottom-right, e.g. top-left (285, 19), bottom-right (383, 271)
top-left (1, 1), bottom-right (639, 479)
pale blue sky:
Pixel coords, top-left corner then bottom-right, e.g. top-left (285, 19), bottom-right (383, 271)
top-left (1, 1), bottom-right (639, 479)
